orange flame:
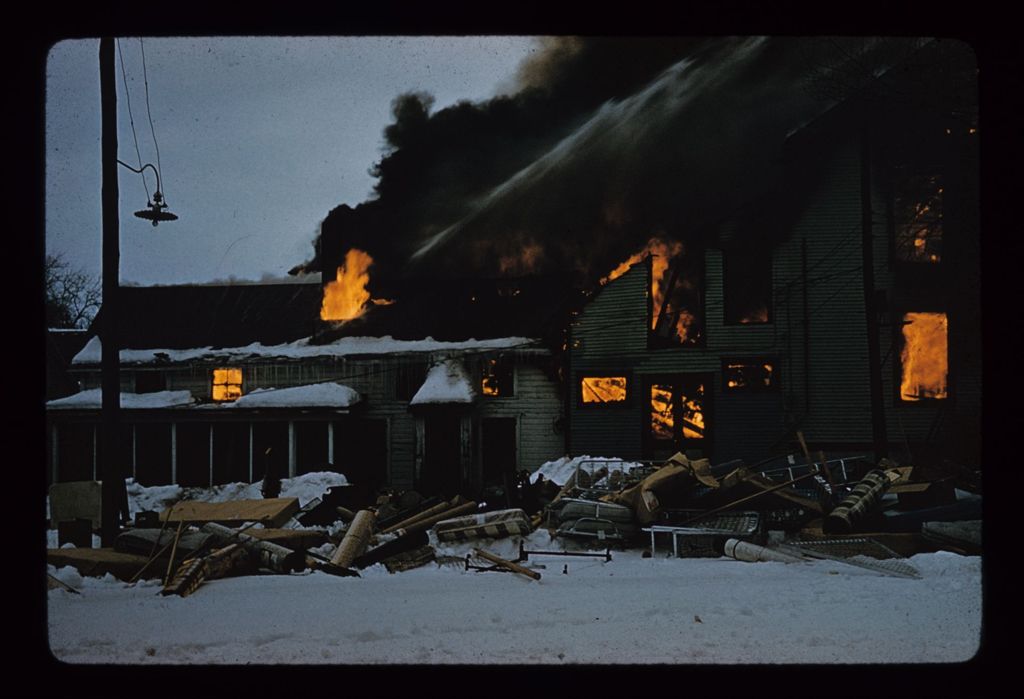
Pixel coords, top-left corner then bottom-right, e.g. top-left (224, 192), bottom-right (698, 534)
top-left (321, 249), bottom-right (374, 322)
top-left (900, 312), bottom-right (948, 400)
top-left (600, 237), bottom-right (689, 337)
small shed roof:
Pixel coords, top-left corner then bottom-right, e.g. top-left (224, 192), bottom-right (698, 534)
top-left (409, 359), bottom-right (475, 406)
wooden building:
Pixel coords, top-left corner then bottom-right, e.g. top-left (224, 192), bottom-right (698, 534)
top-left (567, 43), bottom-right (980, 468)
top-left (45, 281), bottom-right (567, 499)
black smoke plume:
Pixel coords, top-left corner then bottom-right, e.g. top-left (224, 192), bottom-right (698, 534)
top-left (300, 36), bottom-right (966, 290)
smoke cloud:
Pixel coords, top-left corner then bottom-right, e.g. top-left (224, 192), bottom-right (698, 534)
top-left (304, 36), bottom-right (952, 289)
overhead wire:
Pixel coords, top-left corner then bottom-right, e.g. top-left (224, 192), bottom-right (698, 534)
top-left (139, 38), bottom-right (166, 204)
top-left (116, 38), bottom-right (151, 203)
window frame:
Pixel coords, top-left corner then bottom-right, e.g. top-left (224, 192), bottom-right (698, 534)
top-left (721, 357), bottom-right (780, 393)
top-left (577, 373), bottom-right (632, 408)
top-left (480, 355), bottom-right (515, 398)
top-left (211, 367), bottom-right (244, 402)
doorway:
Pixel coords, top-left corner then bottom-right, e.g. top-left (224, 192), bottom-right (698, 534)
top-left (644, 374), bottom-right (711, 461)
top-left (420, 413), bottom-right (464, 498)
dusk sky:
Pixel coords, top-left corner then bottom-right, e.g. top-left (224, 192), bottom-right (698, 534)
top-left (45, 36), bottom-right (540, 286)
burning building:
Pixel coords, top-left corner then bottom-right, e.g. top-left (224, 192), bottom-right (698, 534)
top-left (567, 39), bottom-right (979, 467)
top-left (46, 37), bottom-right (980, 498)
top-left (45, 278), bottom-right (570, 499)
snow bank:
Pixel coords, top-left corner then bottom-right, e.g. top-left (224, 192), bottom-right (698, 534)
top-left (46, 389), bottom-right (195, 410)
top-left (73, 335), bottom-right (540, 365)
top-left (409, 359), bottom-right (475, 405)
top-left (227, 382), bottom-right (360, 408)
top-left (46, 545), bottom-right (983, 664)
top-left (530, 455), bottom-right (644, 486)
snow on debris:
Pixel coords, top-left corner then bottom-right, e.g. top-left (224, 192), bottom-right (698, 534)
top-left (530, 455), bottom-right (644, 486)
top-left (409, 359), bottom-right (475, 405)
top-left (121, 471), bottom-right (349, 516)
top-left (46, 389), bottom-right (195, 410)
top-left (72, 334), bottom-right (540, 365)
top-left (225, 382), bottom-right (360, 408)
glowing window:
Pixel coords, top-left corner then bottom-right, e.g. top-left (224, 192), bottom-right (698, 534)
top-left (212, 368), bottom-right (243, 402)
top-left (723, 359), bottom-right (777, 391)
top-left (481, 357), bottom-right (514, 397)
top-left (900, 312), bottom-right (948, 401)
top-left (649, 382), bottom-right (705, 440)
top-left (580, 376), bottom-right (627, 404)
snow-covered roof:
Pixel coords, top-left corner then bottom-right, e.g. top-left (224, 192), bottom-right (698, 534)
top-left (72, 335), bottom-right (540, 366)
top-left (409, 359), bottom-right (475, 406)
top-left (223, 382), bottom-right (360, 409)
top-left (46, 389), bottom-right (195, 410)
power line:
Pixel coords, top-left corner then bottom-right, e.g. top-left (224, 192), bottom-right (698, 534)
top-left (116, 39), bottom-right (150, 203)
top-left (139, 38), bottom-right (165, 203)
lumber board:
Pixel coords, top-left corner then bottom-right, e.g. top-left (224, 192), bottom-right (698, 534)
top-left (47, 548), bottom-right (160, 582)
top-left (160, 498), bottom-right (300, 528)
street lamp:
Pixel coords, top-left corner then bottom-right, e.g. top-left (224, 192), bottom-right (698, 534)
top-left (116, 160), bottom-right (179, 226)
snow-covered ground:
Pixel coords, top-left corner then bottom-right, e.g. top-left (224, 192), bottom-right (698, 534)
top-left (46, 471), bottom-right (982, 665)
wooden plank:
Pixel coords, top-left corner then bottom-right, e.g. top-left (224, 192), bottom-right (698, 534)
top-left (47, 548), bottom-right (159, 582)
top-left (472, 548), bottom-right (541, 581)
top-left (160, 498), bottom-right (300, 528)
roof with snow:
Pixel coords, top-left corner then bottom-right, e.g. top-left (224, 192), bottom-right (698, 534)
top-left (409, 359), bottom-right (475, 406)
top-left (46, 389), bottom-right (195, 410)
top-left (72, 335), bottom-right (541, 366)
top-left (223, 382), bottom-right (360, 409)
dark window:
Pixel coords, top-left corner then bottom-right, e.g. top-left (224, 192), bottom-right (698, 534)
top-left (135, 422), bottom-right (172, 486)
top-left (579, 375), bottom-right (628, 405)
top-left (894, 171), bottom-right (943, 264)
top-left (722, 358), bottom-right (778, 391)
top-left (481, 357), bottom-right (514, 397)
top-left (252, 422), bottom-right (289, 481)
top-left (135, 371), bottom-right (166, 394)
top-left (176, 423), bottom-right (211, 487)
top-left (212, 422), bottom-right (250, 485)
top-left (395, 360), bottom-right (428, 401)
top-left (723, 247), bottom-right (772, 325)
top-left (333, 417), bottom-right (387, 491)
top-left (295, 421), bottom-right (330, 475)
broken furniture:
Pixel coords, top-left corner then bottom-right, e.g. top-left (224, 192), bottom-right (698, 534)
top-left (643, 511), bottom-right (761, 558)
top-left (433, 507), bottom-right (532, 542)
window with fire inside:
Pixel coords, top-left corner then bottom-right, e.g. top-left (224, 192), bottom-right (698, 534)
top-left (578, 375), bottom-right (629, 406)
top-left (898, 312), bottom-right (948, 402)
top-left (211, 367), bottom-right (243, 402)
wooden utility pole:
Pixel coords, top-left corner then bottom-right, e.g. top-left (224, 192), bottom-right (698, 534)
top-left (100, 37), bottom-right (128, 546)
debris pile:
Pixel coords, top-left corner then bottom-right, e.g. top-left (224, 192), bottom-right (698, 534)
top-left (47, 443), bottom-right (981, 595)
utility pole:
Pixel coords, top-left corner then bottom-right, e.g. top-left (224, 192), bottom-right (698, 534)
top-left (100, 37), bottom-right (128, 545)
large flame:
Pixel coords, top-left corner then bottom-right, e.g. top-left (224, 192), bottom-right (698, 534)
top-left (900, 312), bottom-right (948, 400)
top-left (321, 249), bottom-right (374, 322)
top-left (600, 237), bottom-right (695, 339)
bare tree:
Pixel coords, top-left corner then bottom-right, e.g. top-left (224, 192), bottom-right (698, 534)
top-left (45, 253), bottom-right (101, 329)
